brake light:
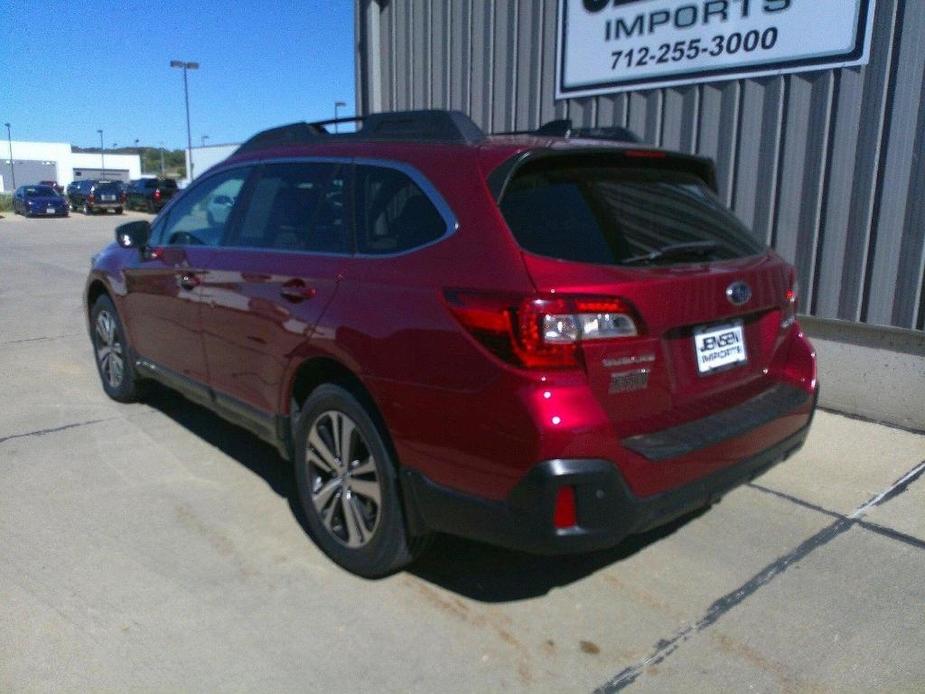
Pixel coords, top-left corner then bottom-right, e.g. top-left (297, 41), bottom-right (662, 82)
top-left (444, 291), bottom-right (640, 369)
top-left (88, 194), bottom-right (95, 203)
top-left (625, 149), bottom-right (667, 159)
top-left (154, 188), bottom-right (161, 200)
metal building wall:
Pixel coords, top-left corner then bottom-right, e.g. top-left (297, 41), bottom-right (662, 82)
top-left (356, 0), bottom-right (925, 332)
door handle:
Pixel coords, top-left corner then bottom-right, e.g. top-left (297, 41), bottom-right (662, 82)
top-left (280, 279), bottom-right (317, 302)
top-left (178, 272), bottom-right (200, 291)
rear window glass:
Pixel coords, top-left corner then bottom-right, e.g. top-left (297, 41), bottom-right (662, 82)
top-left (95, 183), bottom-right (120, 194)
top-left (160, 179), bottom-right (178, 188)
top-left (499, 161), bottom-right (764, 266)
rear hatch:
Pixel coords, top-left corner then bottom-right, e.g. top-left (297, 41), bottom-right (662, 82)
top-left (93, 182), bottom-right (121, 204)
top-left (496, 150), bottom-right (795, 437)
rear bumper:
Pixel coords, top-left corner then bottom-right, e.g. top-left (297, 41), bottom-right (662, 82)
top-left (402, 389), bottom-right (816, 554)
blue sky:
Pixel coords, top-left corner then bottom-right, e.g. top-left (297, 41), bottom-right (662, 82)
top-left (0, 0), bottom-right (356, 149)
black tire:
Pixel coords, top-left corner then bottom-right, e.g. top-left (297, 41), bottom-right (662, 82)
top-left (89, 295), bottom-right (144, 403)
top-left (293, 384), bottom-right (427, 577)
top-left (115, 207), bottom-right (123, 215)
top-left (83, 202), bottom-right (91, 215)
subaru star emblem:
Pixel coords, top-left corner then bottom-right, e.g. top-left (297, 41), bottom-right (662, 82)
top-left (726, 281), bottom-right (752, 306)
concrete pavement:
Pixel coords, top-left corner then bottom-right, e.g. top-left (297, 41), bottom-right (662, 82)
top-left (1, 210), bottom-right (923, 692)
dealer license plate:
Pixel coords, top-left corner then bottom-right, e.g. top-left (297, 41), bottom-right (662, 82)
top-left (693, 320), bottom-right (747, 374)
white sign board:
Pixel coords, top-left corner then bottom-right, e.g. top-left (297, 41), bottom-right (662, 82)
top-left (557, 0), bottom-right (876, 98)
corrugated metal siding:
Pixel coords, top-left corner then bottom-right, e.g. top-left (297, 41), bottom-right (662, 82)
top-left (356, 0), bottom-right (925, 332)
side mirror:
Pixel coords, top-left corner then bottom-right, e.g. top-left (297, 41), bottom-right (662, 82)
top-left (115, 220), bottom-right (150, 249)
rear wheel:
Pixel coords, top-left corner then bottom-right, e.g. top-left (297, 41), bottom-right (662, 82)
top-left (90, 295), bottom-right (144, 402)
top-left (83, 202), bottom-right (91, 215)
top-left (115, 207), bottom-right (123, 215)
top-left (294, 384), bottom-right (426, 577)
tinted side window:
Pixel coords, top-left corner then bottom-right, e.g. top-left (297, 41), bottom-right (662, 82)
top-left (355, 165), bottom-right (446, 254)
top-left (159, 167), bottom-right (250, 246)
top-left (232, 162), bottom-right (348, 253)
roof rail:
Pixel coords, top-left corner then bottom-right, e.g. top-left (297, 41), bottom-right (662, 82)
top-left (234, 109), bottom-right (485, 155)
top-left (501, 119), bottom-right (642, 143)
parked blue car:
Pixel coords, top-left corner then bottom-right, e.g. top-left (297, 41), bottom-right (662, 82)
top-left (13, 185), bottom-right (69, 217)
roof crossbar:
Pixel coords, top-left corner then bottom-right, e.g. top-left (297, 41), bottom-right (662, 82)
top-left (501, 119), bottom-right (642, 143)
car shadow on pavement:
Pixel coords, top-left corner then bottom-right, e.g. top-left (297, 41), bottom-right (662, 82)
top-left (141, 382), bottom-right (706, 602)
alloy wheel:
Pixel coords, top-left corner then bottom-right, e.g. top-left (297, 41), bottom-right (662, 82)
top-left (94, 310), bottom-right (124, 388)
top-left (306, 410), bottom-right (382, 548)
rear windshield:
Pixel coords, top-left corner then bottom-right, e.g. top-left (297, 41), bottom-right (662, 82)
top-left (499, 160), bottom-right (764, 266)
top-left (94, 183), bottom-right (120, 194)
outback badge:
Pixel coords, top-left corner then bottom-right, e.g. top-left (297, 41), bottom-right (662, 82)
top-left (726, 281), bottom-right (752, 306)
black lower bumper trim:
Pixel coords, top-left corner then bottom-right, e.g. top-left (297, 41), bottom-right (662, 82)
top-left (401, 424), bottom-right (811, 554)
top-left (622, 384), bottom-right (812, 461)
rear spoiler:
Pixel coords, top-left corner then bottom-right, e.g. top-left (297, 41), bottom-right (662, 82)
top-left (486, 148), bottom-right (719, 202)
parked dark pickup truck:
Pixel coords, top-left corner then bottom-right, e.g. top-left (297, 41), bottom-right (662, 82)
top-left (125, 178), bottom-right (178, 213)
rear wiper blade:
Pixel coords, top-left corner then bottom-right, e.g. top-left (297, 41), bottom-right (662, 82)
top-left (621, 241), bottom-right (719, 266)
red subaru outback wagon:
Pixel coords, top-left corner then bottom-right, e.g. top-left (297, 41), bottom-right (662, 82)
top-left (86, 110), bottom-right (817, 577)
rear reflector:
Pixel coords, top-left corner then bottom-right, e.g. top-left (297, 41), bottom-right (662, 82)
top-left (553, 486), bottom-right (577, 529)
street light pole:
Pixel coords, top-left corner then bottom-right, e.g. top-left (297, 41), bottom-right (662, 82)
top-left (135, 138), bottom-right (141, 174)
top-left (170, 59), bottom-right (199, 181)
top-left (334, 101), bottom-right (347, 133)
top-left (4, 122), bottom-right (15, 190)
top-left (159, 142), bottom-right (165, 177)
top-left (97, 129), bottom-right (104, 172)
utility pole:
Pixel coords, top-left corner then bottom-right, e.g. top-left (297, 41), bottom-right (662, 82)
top-left (4, 122), bottom-right (15, 190)
top-left (97, 129), bottom-right (104, 172)
top-left (159, 142), bottom-right (165, 177)
top-left (170, 60), bottom-right (199, 180)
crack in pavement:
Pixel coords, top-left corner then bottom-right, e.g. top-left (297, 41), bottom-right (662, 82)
top-left (0, 418), bottom-right (117, 445)
top-left (595, 460), bottom-right (925, 693)
top-left (1, 333), bottom-right (83, 346)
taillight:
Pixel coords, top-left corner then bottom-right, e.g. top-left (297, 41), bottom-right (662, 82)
top-left (782, 270), bottom-right (799, 330)
top-left (88, 194), bottom-right (95, 203)
top-left (444, 290), bottom-right (640, 369)
top-left (154, 189), bottom-right (161, 200)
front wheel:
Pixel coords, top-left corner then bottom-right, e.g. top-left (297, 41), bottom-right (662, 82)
top-left (294, 384), bottom-right (427, 577)
top-left (90, 295), bottom-right (144, 402)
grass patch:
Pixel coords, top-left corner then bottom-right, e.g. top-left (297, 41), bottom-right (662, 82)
top-left (0, 193), bottom-right (12, 212)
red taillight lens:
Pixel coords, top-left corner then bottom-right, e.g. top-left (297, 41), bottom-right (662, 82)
top-left (154, 189), bottom-right (161, 200)
top-left (553, 486), bottom-right (577, 529)
top-left (444, 291), bottom-right (640, 370)
top-left (88, 194), bottom-right (95, 203)
top-left (782, 271), bottom-right (799, 329)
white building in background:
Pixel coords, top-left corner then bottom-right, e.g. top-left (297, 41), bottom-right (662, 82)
top-left (184, 142), bottom-right (240, 186)
top-left (0, 140), bottom-right (142, 192)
